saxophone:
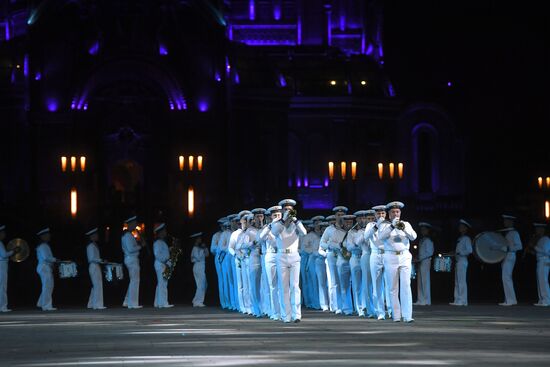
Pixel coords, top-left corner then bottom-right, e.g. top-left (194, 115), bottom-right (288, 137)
top-left (163, 236), bottom-right (183, 280)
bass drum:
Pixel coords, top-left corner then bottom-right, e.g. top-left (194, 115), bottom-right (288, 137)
top-left (473, 231), bottom-right (508, 264)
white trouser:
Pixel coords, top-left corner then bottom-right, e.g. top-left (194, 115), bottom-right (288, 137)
top-left (193, 261), bottom-right (207, 305)
top-left (87, 263), bottom-right (104, 309)
top-left (306, 253), bottom-right (320, 309)
top-left (277, 252), bottom-right (301, 322)
top-left (214, 252), bottom-right (226, 308)
top-left (314, 255), bottom-right (329, 311)
top-left (154, 260), bottom-right (170, 307)
top-left (536, 259), bottom-right (550, 304)
top-left (36, 263), bottom-right (54, 310)
top-left (383, 251), bottom-right (413, 321)
top-left (260, 254), bottom-right (271, 315)
top-left (326, 252), bottom-right (341, 312)
top-left (501, 252), bottom-right (517, 304)
top-left (416, 259), bottom-right (431, 305)
top-left (360, 252), bottom-right (375, 316)
top-left (300, 253), bottom-right (310, 307)
top-left (222, 252), bottom-right (236, 309)
top-left (241, 257), bottom-right (252, 313)
top-left (123, 256), bottom-right (140, 308)
top-left (336, 256), bottom-right (353, 314)
top-left (265, 252), bottom-right (280, 319)
top-left (0, 261), bottom-right (9, 311)
top-left (248, 254), bottom-right (262, 316)
top-left (234, 256), bottom-right (245, 312)
top-left (370, 252), bottom-right (389, 317)
top-left (454, 257), bottom-right (468, 305)
top-left (349, 255), bottom-right (364, 315)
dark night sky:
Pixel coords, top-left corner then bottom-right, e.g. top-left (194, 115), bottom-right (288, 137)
top-left (383, 0), bottom-right (550, 211)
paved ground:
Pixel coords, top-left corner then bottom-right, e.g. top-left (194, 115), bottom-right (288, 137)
top-left (0, 305), bottom-right (549, 366)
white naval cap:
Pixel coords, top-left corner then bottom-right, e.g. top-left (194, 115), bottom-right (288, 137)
top-left (85, 227), bottom-right (98, 236)
top-left (418, 222), bottom-right (433, 228)
top-left (124, 215), bottom-right (138, 223)
top-left (302, 219), bottom-right (313, 227)
top-left (0, 224), bottom-right (5, 231)
top-left (311, 215), bottom-right (325, 222)
top-left (251, 208), bottom-right (266, 215)
top-left (326, 215), bottom-right (336, 221)
top-left (227, 214), bottom-right (239, 221)
top-left (222, 220), bottom-right (230, 227)
top-left (332, 206), bottom-right (348, 213)
top-left (153, 223), bottom-right (166, 233)
top-left (278, 199), bottom-right (297, 207)
top-left (343, 214), bottom-right (356, 220)
top-left (459, 219), bottom-right (472, 228)
top-left (238, 210), bottom-right (252, 220)
top-left (365, 209), bottom-right (376, 216)
top-left (533, 223), bottom-right (547, 228)
top-left (502, 214), bottom-right (517, 220)
top-left (386, 201), bottom-right (405, 210)
top-left (36, 227), bottom-right (50, 236)
top-left (245, 213), bottom-right (254, 221)
top-left (320, 221), bottom-right (330, 227)
top-left (217, 217), bottom-right (227, 224)
top-left (189, 232), bottom-right (203, 238)
top-left (267, 205), bottom-right (282, 214)
top-left (372, 205), bottom-right (386, 212)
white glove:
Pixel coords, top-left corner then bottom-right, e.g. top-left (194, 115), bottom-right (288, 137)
top-left (377, 217), bottom-right (385, 226)
top-left (392, 218), bottom-right (399, 226)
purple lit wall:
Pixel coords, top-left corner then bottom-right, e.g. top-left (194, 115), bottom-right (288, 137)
top-left (273, 3), bottom-right (281, 20)
top-left (159, 44), bottom-right (168, 56)
top-left (46, 98), bottom-right (58, 112)
top-left (88, 41), bottom-right (99, 55)
top-left (198, 100), bottom-right (209, 112)
top-left (249, 0), bottom-right (255, 20)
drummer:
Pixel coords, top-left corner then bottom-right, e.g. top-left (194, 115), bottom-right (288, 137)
top-left (0, 225), bottom-right (18, 312)
top-left (450, 219), bottom-right (473, 306)
top-left (499, 214), bottom-right (522, 306)
top-left (86, 227), bottom-right (106, 310)
top-left (36, 227), bottom-right (58, 311)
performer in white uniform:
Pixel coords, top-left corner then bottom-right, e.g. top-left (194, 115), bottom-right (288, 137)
top-left (86, 227), bottom-right (106, 310)
top-left (211, 218), bottom-right (227, 309)
top-left (365, 205), bottom-right (391, 320)
top-left (414, 222), bottom-right (434, 306)
top-left (258, 210), bottom-right (272, 316)
top-left (153, 223), bottom-right (174, 308)
top-left (36, 228), bottom-right (57, 311)
top-left (346, 213), bottom-right (365, 316)
top-left (191, 232), bottom-right (209, 307)
top-left (302, 216), bottom-right (325, 310)
top-left (499, 214), bottom-right (522, 306)
top-left (271, 199), bottom-right (307, 323)
top-left (378, 201), bottom-right (417, 323)
top-left (450, 219), bottom-right (473, 306)
top-left (245, 208), bottom-right (265, 317)
top-left (228, 210), bottom-right (249, 313)
top-left (223, 214), bottom-right (240, 310)
top-left (0, 225), bottom-right (16, 312)
top-left (532, 223), bottom-right (550, 306)
top-left (314, 221), bottom-right (330, 311)
top-left (337, 214), bottom-right (354, 315)
top-left (319, 206), bottom-right (348, 314)
top-left (259, 206), bottom-right (282, 320)
top-left (122, 216), bottom-right (142, 309)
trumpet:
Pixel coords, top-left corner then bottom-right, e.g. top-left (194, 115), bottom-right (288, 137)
top-left (283, 208), bottom-right (298, 223)
top-left (395, 220), bottom-right (405, 231)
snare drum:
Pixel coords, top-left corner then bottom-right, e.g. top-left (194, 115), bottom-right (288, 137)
top-left (104, 263), bottom-right (124, 282)
top-left (58, 261), bottom-right (78, 278)
top-left (433, 255), bottom-right (452, 272)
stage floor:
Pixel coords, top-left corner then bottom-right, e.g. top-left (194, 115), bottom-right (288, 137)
top-left (1, 305), bottom-right (549, 366)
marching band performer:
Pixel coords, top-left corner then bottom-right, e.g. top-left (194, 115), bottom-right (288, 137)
top-left (245, 209), bottom-right (266, 317)
top-left (153, 223), bottom-right (174, 308)
top-left (499, 214), bottom-right (522, 306)
top-left (228, 211), bottom-right (249, 313)
top-left (378, 201), bottom-right (417, 322)
top-left (224, 214), bottom-right (240, 310)
top-left (532, 223), bottom-right (550, 306)
top-left (36, 227), bottom-right (57, 311)
top-left (211, 218), bottom-right (227, 308)
top-left (361, 210), bottom-right (376, 318)
top-left (258, 210), bottom-right (272, 316)
top-left (0, 225), bottom-right (16, 312)
top-left (450, 219), bottom-right (473, 306)
top-left (302, 216), bottom-right (325, 310)
top-left (122, 216), bottom-right (142, 309)
top-left (259, 206), bottom-right (282, 320)
top-left (338, 214), bottom-right (354, 315)
top-left (191, 232), bottom-right (209, 307)
top-left (415, 222), bottom-right (434, 306)
top-left (346, 212), bottom-right (365, 316)
top-left (314, 221), bottom-right (330, 311)
top-left (320, 206), bottom-right (348, 314)
top-left (86, 227), bottom-right (106, 310)
top-left (365, 205), bottom-right (391, 320)
top-left (271, 199), bottom-right (307, 323)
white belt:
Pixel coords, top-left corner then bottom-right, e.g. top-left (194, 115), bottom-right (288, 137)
top-left (266, 249), bottom-right (277, 253)
top-left (278, 248), bottom-right (297, 254)
top-left (385, 249), bottom-right (408, 255)
top-left (372, 248), bottom-right (385, 255)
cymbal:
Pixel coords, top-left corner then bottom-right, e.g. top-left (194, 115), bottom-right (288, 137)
top-left (7, 238), bottom-right (30, 263)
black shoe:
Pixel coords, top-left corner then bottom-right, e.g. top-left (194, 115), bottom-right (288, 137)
top-left (294, 319), bottom-right (301, 323)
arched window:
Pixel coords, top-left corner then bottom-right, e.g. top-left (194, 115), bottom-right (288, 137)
top-left (411, 123), bottom-right (439, 194)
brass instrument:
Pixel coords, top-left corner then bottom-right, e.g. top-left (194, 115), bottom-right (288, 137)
top-left (163, 235), bottom-right (183, 280)
top-left (395, 220), bottom-right (406, 231)
top-left (340, 222), bottom-right (358, 261)
top-left (7, 238), bottom-right (30, 262)
top-left (283, 208), bottom-right (298, 224)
